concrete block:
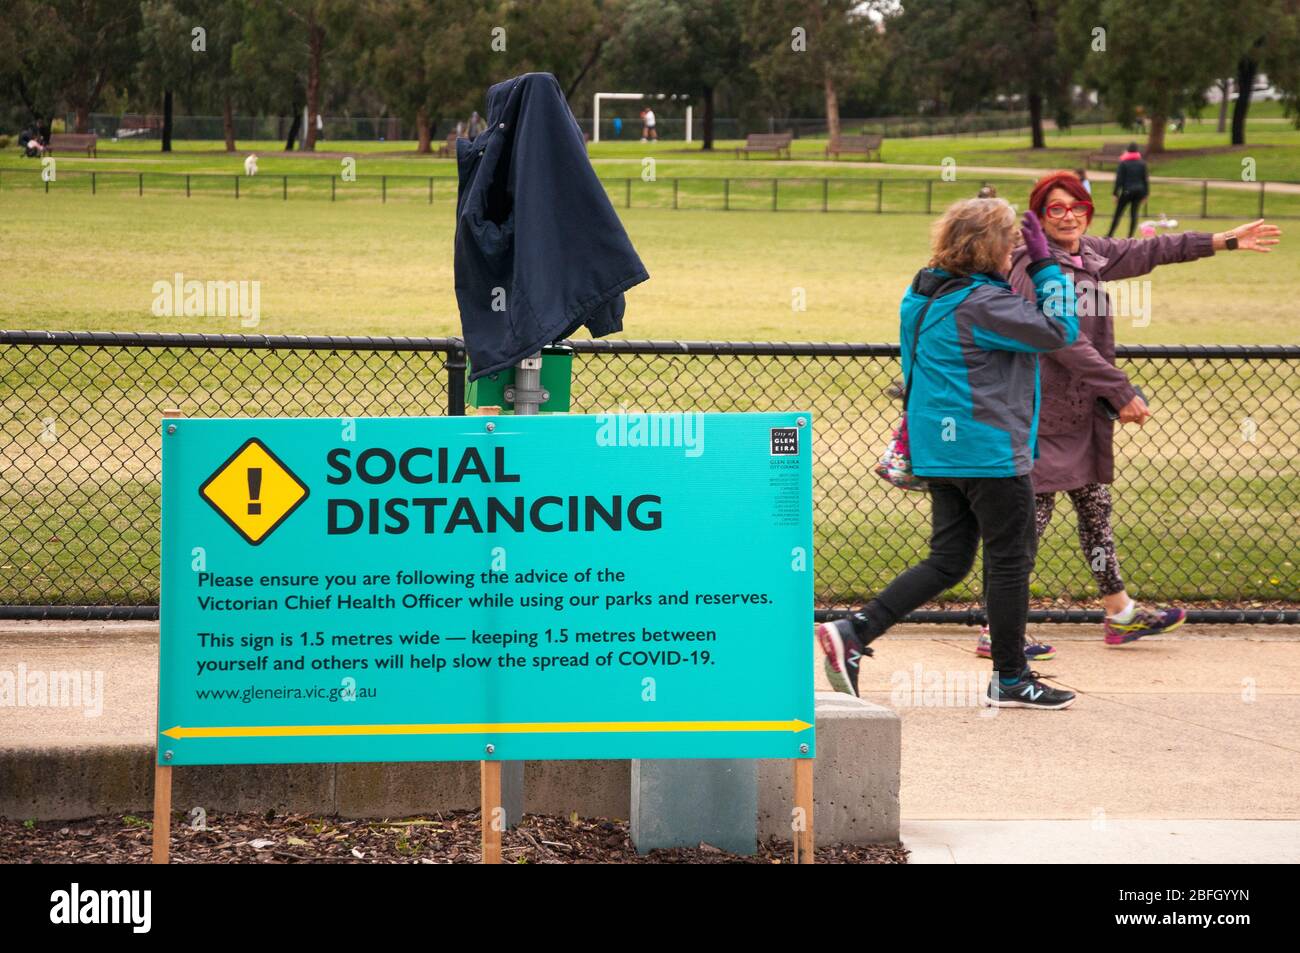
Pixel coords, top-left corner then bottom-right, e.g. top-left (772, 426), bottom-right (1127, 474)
top-left (630, 759), bottom-right (757, 855)
top-left (759, 692), bottom-right (900, 846)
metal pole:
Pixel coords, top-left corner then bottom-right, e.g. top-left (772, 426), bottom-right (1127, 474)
top-left (331, 175), bottom-right (335, 202)
top-left (626, 178), bottom-right (631, 209)
top-left (186, 174), bottom-right (190, 198)
top-left (673, 178), bottom-right (679, 209)
top-left (382, 175), bottom-right (387, 203)
top-left (822, 178), bottom-right (828, 212)
top-left (139, 173), bottom-right (143, 196)
top-left (235, 176), bottom-right (239, 199)
top-left (772, 178), bottom-right (778, 211)
top-left (1259, 182), bottom-right (1265, 218)
top-left (283, 175), bottom-right (287, 200)
top-left (1201, 180), bottom-right (1207, 218)
top-left (876, 179), bottom-right (883, 213)
top-left (724, 178), bottom-right (730, 211)
top-left (497, 348), bottom-right (545, 827)
top-left (428, 177), bottom-right (433, 204)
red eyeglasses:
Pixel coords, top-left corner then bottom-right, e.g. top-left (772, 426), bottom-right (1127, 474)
top-left (1043, 201), bottom-right (1093, 220)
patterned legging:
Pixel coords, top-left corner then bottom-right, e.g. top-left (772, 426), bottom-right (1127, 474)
top-left (1034, 483), bottom-right (1126, 596)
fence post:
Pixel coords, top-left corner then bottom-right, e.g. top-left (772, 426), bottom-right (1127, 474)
top-left (282, 175), bottom-right (287, 200)
top-left (382, 175), bottom-right (387, 203)
top-left (428, 176), bottom-right (433, 204)
top-left (822, 178), bottom-right (828, 212)
top-left (772, 178), bottom-right (778, 212)
top-left (876, 179), bottom-right (883, 213)
top-left (1259, 181), bottom-right (1265, 218)
top-left (235, 176), bottom-right (239, 199)
top-left (186, 174), bottom-right (190, 198)
top-left (673, 178), bottom-right (679, 210)
top-left (1201, 180), bottom-right (1207, 218)
top-left (925, 179), bottom-right (933, 215)
top-left (626, 178), bottom-right (632, 209)
top-left (91, 171), bottom-right (95, 195)
top-left (724, 178), bottom-right (730, 211)
top-left (331, 175), bottom-right (336, 202)
top-left (446, 346), bottom-right (467, 417)
top-left (138, 172), bottom-right (143, 196)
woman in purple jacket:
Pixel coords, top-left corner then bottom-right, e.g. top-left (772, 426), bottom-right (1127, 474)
top-left (996, 171), bottom-right (1281, 654)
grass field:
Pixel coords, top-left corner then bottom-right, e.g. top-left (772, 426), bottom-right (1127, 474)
top-left (0, 191), bottom-right (1295, 343)
top-left (1, 161), bottom-right (1296, 608)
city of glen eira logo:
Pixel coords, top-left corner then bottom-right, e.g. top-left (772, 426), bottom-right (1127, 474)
top-left (199, 438), bottom-right (309, 545)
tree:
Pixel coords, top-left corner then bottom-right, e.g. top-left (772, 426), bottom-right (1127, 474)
top-left (1062, 0), bottom-right (1234, 153)
top-left (137, 0), bottom-right (206, 151)
top-left (746, 1), bottom-right (882, 149)
top-left (604, 0), bottom-right (752, 149)
top-left (25, 0), bottom-right (143, 133)
top-left (233, 0), bottom-right (353, 151)
top-left (0, 0), bottom-right (63, 130)
top-left (359, 0), bottom-right (495, 153)
top-left (504, 0), bottom-right (623, 103)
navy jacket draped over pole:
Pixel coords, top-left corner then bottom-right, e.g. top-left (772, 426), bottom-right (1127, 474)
top-left (454, 72), bottom-right (649, 381)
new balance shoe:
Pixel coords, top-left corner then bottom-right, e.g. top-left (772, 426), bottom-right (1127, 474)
top-left (984, 670), bottom-right (1076, 710)
top-left (816, 619), bottom-right (872, 698)
top-left (1104, 605), bottom-right (1187, 646)
top-left (975, 626), bottom-right (1056, 661)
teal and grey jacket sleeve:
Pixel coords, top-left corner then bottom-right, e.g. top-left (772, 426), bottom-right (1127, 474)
top-left (954, 261), bottom-right (1078, 353)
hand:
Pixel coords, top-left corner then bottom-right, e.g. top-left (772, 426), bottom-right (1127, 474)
top-left (1021, 210), bottom-right (1051, 262)
top-left (1218, 219), bottom-right (1282, 252)
top-left (1117, 395), bottom-right (1150, 425)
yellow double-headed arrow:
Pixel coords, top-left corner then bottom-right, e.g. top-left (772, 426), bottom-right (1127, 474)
top-left (161, 719), bottom-right (812, 740)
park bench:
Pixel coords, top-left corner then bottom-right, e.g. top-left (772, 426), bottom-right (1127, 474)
top-left (735, 132), bottom-right (793, 159)
top-left (48, 133), bottom-right (98, 157)
top-left (1087, 141), bottom-right (1127, 169)
top-left (826, 133), bottom-right (883, 160)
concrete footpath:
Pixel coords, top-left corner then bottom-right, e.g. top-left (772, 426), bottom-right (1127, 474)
top-left (2, 621), bottom-right (1297, 862)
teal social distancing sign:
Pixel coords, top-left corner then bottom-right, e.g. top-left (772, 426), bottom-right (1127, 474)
top-left (159, 413), bottom-right (814, 766)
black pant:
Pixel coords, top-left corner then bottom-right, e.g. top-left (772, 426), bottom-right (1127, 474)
top-left (853, 475), bottom-right (1038, 679)
top-left (1108, 191), bottom-right (1143, 238)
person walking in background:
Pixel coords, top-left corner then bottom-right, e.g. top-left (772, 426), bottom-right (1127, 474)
top-left (819, 198), bottom-right (1080, 710)
top-left (1074, 168), bottom-right (1091, 197)
top-left (1108, 143), bottom-right (1148, 238)
top-left (1003, 171), bottom-right (1282, 652)
top-left (640, 106), bottom-right (657, 142)
top-left (467, 110), bottom-right (486, 138)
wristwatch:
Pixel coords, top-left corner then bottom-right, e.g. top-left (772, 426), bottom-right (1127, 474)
top-left (1225, 234), bottom-right (1239, 250)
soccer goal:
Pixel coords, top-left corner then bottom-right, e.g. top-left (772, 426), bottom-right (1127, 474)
top-left (591, 92), bottom-right (693, 143)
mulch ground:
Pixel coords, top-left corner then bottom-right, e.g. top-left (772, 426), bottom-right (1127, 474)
top-left (0, 811), bottom-right (908, 865)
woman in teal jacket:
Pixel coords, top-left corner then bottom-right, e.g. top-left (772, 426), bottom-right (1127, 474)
top-left (818, 198), bottom-right (1080, 709)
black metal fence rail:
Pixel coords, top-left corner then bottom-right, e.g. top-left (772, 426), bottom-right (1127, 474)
top-left (2, 332), bottom-right (1298, 622)
top-left (6, 169), bottom-right (1299, 220)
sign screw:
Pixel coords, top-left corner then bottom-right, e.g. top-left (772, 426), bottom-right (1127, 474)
top-left (485, 744), bottom-right (495, 754)
top-left (796, 417), bottom-right (807, 428)
top-left (164, 750), bottom-right (174, 761)
top-left (485, 422), bottom-right (496, 433)
top-left (799, 744), bottom-right (809, 754)
top-left (166, 425), bottom-right (176, 434)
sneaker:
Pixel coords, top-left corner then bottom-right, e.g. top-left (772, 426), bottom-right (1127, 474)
top-left (816, 619), bottom-right (872, 697)
top-left (975, 626), bottom-right (1056, 661)
top-left (984, 670), bottom-right (1076, 710)
top-left (1104, 605), bottom-right (1187, 646)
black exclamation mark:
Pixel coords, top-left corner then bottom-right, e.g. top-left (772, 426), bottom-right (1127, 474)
top-left (247, 467), bottom-right (262, 515)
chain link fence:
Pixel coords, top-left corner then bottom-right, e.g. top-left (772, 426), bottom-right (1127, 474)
top-left (1, 332), bottom-right (1297, 621)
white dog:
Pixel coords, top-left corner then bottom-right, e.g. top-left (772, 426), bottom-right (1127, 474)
top-left (243, 154), bottom-right (258, 176)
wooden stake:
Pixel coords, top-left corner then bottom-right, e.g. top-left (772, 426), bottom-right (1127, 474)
top-left (152, 763), bottom-right (172, 864)
top-left (793, 759), bottom-right (814, 865)
top-left (481, 760), bottom-right (502, 864)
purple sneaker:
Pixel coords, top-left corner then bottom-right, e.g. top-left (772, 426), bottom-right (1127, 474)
top-left (976, 626), bottom-right (1056, 660)
top-left (1104, 606), bottom-right (1187, 646)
